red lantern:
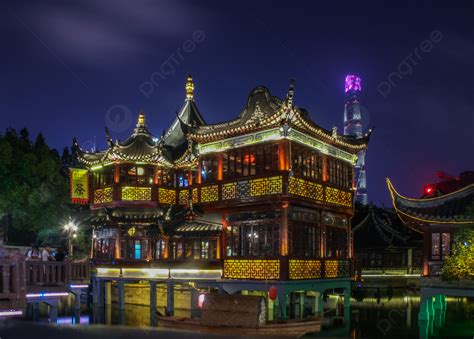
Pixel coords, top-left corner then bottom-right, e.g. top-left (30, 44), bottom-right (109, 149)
top-left (198, 294), bottom-right (206, 309)
top-left (268, 286), bottom-right (277, 300)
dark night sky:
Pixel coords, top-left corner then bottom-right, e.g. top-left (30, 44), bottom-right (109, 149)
top-left (0, 0), bottom-right (473, 205)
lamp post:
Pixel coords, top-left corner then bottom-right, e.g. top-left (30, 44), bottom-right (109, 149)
top-left (64, 219), bottom-right (78, 258)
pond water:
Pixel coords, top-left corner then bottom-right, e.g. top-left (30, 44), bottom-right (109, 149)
top-left (26, 291), bottom-right (474, 338)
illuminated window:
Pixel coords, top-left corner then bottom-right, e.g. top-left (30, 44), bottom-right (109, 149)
top-left (134, 241), bottom-right (141, 259)
top-left (432, 232), bottom-right (451, 260)
top-left (121, 165), bottom-right (153, 185)
top-left (92, 167), bottom-right (114, 188)
top-left (291, 144), bottom-right (323, 181)
top-left (153, 239), bottom-right (166, 259)
top-left (223, 144), bottom-right (279, 180)
top-left (227, 216), bottom-right (279, 258)
top-left (325, 227), bottom-right (348, 259)
top-left (441, 233), bottom-right (450, 258)
top-left (431, 233), bottom-right (440, 260)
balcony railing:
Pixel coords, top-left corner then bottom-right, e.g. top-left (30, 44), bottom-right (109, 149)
top-left (92, 173), bottom-right (353, 208)
top-left (223, 257), bottom-right (354, 280)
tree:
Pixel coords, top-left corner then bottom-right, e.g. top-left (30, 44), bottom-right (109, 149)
top-left (441, 224), bottom-right (474, 281)
top-left (0, 128), bottom-right (70, 245)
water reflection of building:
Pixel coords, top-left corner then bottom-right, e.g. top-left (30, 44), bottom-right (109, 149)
top-left (352, 204), bottom-right (423, 275)
top-left (72, 76), bottom-right (371, 320)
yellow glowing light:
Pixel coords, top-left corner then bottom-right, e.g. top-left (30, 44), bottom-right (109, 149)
top-left (170, 269), bottom-right (222, 280)
top-left (387, 178), bottom-right (473, 225)
top-left (122, 268), bottom-right (169, 279)
top-left (97, 268), bottom-right (120, 277)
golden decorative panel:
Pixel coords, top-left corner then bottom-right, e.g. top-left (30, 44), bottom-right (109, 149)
top-left (222, 182), bottom-right (236, 200)
top-left (192, 188), bottom-right (199, 204)
top-left (250, 176), bottom-right (282, 196)
top-left (201, 185), bottom-right (219, 203)
top-left (324, 260), bottom-right (339, 278)
top-left (179, 190), bottom-right (189, 205)
top-left (289, 259), bottom-right (322, 279)
top-left (223, 259), bottom-right (280, 280)
top-left (288, 177), bottom-right (324, 202)
top-left (158, 188), bottom-right (176, 205)
top-left (122, 186), bottom-right (151, 201)
top-left (325, 187), bottom-right (352, 207)
top-left (93, 187), bottom-right (113, 204)
top-left (324, 260), bottom-right (351, 278)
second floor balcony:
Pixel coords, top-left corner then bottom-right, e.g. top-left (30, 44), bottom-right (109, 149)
top-left (91, 173), bottom-right (353, 210)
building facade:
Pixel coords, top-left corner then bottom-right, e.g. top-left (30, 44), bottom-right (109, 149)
top-left (387, 177), bottom-right (474, 276)
top-left (352, 204), bottom-right (423, 275)
top-left (73, 76), bottom-right (371, 320)
top-left (343, 75), bottom-right (368, 205)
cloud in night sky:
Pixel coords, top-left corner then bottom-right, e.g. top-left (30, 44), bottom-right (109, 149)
top-left (24, 0), bottom-right (204, 67)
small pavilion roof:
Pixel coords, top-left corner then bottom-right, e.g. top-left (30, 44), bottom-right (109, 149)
top-left (387, 178), bottom-right (474, 225)
top-left (353, 204), bottom-right (422, 249)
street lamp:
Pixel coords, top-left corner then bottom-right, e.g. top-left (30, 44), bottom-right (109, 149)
top-left (64, 219), bottom-right (78, 258)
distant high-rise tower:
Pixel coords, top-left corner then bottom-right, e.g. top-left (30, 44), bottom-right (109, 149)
top-left (343, 75), bottom-right (367, 205)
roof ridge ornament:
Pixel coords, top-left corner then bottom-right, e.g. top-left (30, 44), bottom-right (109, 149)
top-left (185, 74), bottom-right (194, 101)
top-left (137, 110), bottom-right (146, 126)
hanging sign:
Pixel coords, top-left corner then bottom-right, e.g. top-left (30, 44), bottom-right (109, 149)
top-left (69, 168), bottom-right (89, 204)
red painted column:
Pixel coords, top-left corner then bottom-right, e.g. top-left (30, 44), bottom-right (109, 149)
top-left (423, 226), bottom-right (430, 276)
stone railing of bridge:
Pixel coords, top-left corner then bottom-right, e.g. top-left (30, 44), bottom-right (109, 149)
top-left (0, 256), bottom-right (90, 303)
top-left (25, 259), bottom-right (91, 288)
top-left (0, 257), bottom-right (27, 302)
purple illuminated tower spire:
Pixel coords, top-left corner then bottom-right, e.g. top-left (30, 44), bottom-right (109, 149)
top-left (343, 75), bottom-right (367, 205)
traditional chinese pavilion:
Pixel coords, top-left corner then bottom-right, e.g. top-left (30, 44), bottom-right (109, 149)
top-left (387, 174), bottom-right (474, 321)
top-left (387, 176), bottom-right (474, 276)
top-left (352, 204), bottom-right (423, 275)
top-left (72, 76), bottom-right (371, 320)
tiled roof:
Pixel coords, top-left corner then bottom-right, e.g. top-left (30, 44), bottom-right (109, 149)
top-left (353, 205), bottom-right (422, 249)
top-left (387, 178), bottom-right (474, 224)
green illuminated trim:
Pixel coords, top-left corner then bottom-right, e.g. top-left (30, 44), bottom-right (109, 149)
top-left (288, 129), bottom-right (356, 164)
top-left (90, 165), bottom-right (103, 171)
top-left (198, 127), bottom-right (357, 164)
top-left (199, 128), bottom-right (281, 154)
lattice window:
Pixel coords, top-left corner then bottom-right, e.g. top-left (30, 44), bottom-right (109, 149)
top-left (236, 180), bottom-right (251, 199)
top-left (201, 185), bottom-right (219, 203)
top-left (289, 259), bottom-right (322, 279)
top-left (325, 187), bottom-right (352, 207)
top-left (250, 176), bottom-right (282, 196)
top-left (93, 187), bottom-right (113, 204)
top-left (179, 190), bottom-right (189, 205)
top-left (222, 182), bottom-right (236, 200)
top-left (288, 177), bottom-right (323, 202)
top-left (158, 188), bottom-right (176, 205)
top-left (223, 259), bottom-right (280, 280)
top-left (122, 187), bottom-right (151, 201)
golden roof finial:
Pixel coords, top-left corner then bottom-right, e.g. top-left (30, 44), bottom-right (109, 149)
top-left (185, 75), bottom-right (194, 100)
top-left (137, 110), bottom-right (145, 126)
